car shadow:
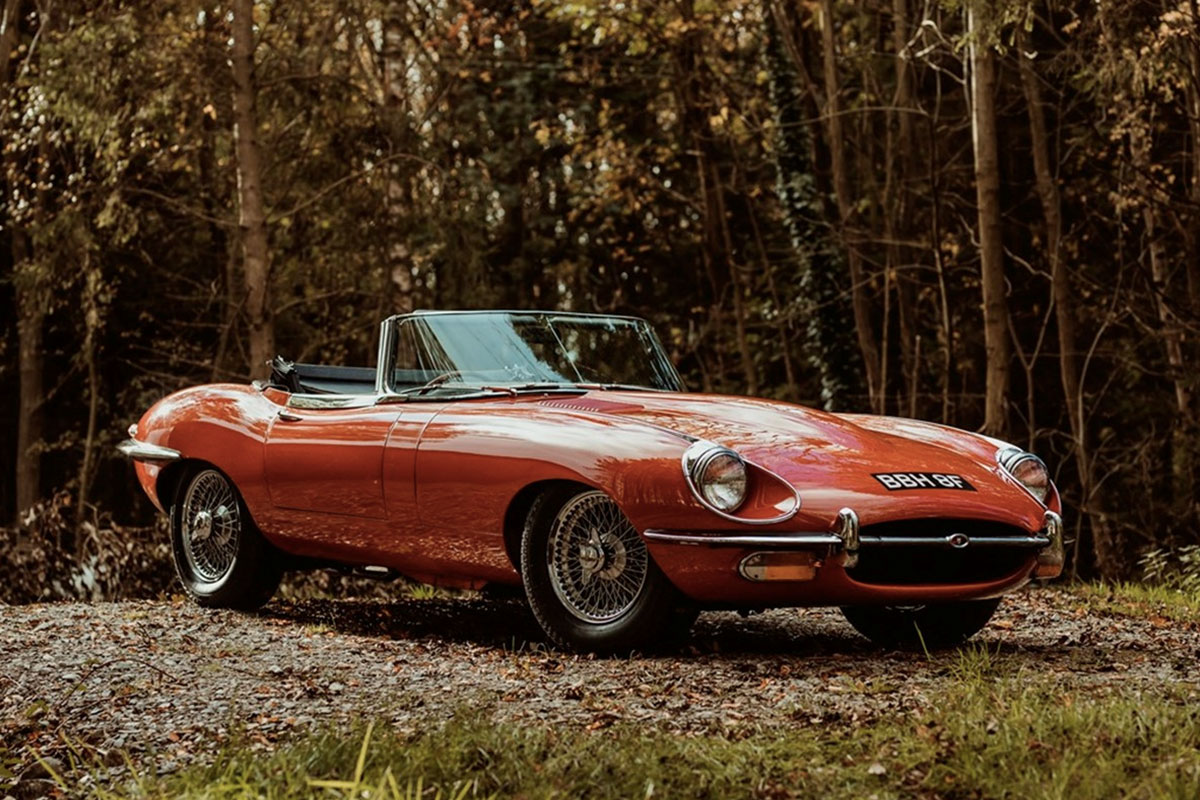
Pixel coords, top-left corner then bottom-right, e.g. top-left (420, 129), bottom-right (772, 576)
top-left (260, 596), bottom-right (955, 659)
top-left (265, 596), bottom-right (548, 650)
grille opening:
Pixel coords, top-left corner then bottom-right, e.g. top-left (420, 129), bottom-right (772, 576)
top-left (847, 519), bottom-right (1036, 586)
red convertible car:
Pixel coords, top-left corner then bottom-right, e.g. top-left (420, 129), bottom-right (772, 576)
top-left (119, 310), bottom-right (1063, 652)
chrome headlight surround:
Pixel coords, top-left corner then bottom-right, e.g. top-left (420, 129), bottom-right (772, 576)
top-left (683, 440), bottom-right (749, 515)
top-left (996, 446), bottom-right (1050, 504)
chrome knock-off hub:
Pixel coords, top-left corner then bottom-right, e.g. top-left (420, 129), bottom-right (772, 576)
top-left (191, 510), bottom-right (214, 542)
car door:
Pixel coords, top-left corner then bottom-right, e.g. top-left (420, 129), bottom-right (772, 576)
top-left (263, 395), bottom-right (402, 519)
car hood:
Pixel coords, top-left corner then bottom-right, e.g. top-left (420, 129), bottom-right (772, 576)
top-left (539, 391), bottom-right (1047, 530)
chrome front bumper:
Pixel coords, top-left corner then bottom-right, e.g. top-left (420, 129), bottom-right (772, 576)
top-left (1034, 510), bottom-right (1064, 579)
top-left (644, 509), bottom-right (1065, 579)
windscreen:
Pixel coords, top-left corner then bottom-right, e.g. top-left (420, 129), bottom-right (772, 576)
top-left (391, 312), bottom-right (683, 392)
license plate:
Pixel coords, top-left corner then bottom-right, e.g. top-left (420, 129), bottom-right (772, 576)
top-left (872, 472), bottom-right (976, 491)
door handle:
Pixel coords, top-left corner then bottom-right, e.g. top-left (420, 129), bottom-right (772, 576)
top-left (277, 411), bottom-right (303, 422)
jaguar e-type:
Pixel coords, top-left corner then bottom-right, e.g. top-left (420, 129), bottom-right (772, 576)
top-left (119, 310), bottom-right (1063, 652)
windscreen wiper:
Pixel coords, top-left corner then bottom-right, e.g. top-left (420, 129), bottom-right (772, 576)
top-left (381, 383), bottom-right (596, 403)
top-left (575, 382), bottom-right (659, 392)
top-left (482, 383), bottom-right (589, 396)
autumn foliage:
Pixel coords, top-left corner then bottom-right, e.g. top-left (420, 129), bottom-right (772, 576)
top-left (1, 0), bottom-right (1197, 582)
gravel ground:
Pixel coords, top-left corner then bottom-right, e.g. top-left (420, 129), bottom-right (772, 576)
top-left (2, 588), bottom-right (1198, 783)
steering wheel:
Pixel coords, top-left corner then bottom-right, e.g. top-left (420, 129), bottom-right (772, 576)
top-left (411, 370), bottom-right (463, 395)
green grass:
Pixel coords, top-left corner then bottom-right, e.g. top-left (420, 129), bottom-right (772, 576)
top-left (1066, 581), bottom-right (1200, 625)
top-left (62, 650), bottom-right (1200, 800)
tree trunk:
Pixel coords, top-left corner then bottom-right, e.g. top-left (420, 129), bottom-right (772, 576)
top-left (928, 67), bottom-right (954, 424)
top-left (384, 0), bottom-right (415, 315)
top-left (819, 0), bottom-right (882, 412)
top-left (1132, 124), bottom-right (1196, 527)
top-left (1131, 128), bottom-right (1193, 422)
top-left (231, 0), bottom-right (273, 380)
top-left (1017, 49), bottom-right (1077, 448)
top-left (13, 127), bottom-right (50, 524)
top-left (743, 184), bottom-right (798, 398)
top-left (13, 234), bottom-right (43, 521)
top-left (75, 260), bottom-right (101, 546)
top-left (967, 2), bottom-right (1011, 437)
top-left (1018, 43), bottom-right (1119, 575)
top-left (676, 0), bottom-right (756, 394)
top-left (1186, 0), bottom-right (1200, 518)
top-left (0, 0), bottom-right (18, 87)
top-left (705, 156), bottom-right (758, 396)
top-left (1, 0), bottom-right (38, 523)
top-left (199, 4), bottom-right (235, 382)
top-left (766, 0), bottom-right (862, 409)
top-left (887, 0), bottom-right (919, 416)
top-left (1187, 0), bottom-right (1200, 315)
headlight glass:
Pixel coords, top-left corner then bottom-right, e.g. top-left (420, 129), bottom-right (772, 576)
top-left (684, 442), bottom-right (750, 514)
top-left (998, 448), bottom-right (1050, 502)
top-left (698, 452), bottom-right (748, 511)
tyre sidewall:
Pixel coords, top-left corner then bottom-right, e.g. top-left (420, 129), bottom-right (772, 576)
top-left (840, 598), bottom-right (1002, 650)
top-left (170, 466), bottom-right (280, 609)
top-left (520, 485), bottom-right (693, 654)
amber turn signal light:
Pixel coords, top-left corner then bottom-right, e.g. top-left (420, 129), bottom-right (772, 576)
top-left (738, 551), bottom-right (819, 582)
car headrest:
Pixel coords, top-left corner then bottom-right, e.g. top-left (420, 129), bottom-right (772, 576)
top-left (269, 356), bottom-right (301, 393)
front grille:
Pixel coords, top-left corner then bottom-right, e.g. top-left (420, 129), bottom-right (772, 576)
top-left (847, 518), bottom-right (1035, 586)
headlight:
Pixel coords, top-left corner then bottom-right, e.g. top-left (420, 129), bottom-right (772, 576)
top-left (997, 447), bottom-right (1050, 503)
top-left (684, 441), bottom-right (748, 513)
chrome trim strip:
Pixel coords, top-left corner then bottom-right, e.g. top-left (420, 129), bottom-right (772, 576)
top-left (643, 530), bottom-right (843, 548)
top-left (385, 309), bottom-right (649, 324)
top-left (645, 526), bottom-right (1050, 550)
top-left (377, 312), bottom-right (685, 396)
top-left (857, 534), bottom-right (1051, 548)
top-left (736, 555), bottom-right (758, 582)
top-left (287, 393), bottom-right (378, 410)
top-left (375, 317), bottom-right (395, 395)
top-left (116, 439), bottom-right (182, 462)
top-left (995, 446), bottom-right (1050, 508)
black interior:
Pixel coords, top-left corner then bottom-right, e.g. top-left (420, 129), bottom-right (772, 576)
top-left (268, 357), bottom-right (442, 395)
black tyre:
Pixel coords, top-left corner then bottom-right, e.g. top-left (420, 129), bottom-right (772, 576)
top-left (170, 467), bottom-right (282, 610)
top-left (520, 485), bottom-right (697, 654)
top-left (840, 598), bottom-right (1002, 650)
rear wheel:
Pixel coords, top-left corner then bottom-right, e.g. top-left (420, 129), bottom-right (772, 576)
top-left (170, 467), bottom-right (282, 610)
top-left (840, 598), bottom-right (1001, 650)
top-left (520, 486), bottom-right (697, 654)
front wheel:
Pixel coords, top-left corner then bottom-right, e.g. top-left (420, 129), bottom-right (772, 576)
top-left (840, 598), bottom-right (1001, 650)
top-left (170, 467), bottom-right (282, 610)
top-left (520, 486), bottom-right (697, 654)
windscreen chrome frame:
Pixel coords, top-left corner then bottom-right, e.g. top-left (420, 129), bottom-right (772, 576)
top-left (375, 311), bottom-right (683, 396)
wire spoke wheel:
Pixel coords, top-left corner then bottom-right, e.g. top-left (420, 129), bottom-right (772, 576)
top-left (546, 490), bottom-right (648, 623)
top-left (180, 470), bottom-right (241, 583)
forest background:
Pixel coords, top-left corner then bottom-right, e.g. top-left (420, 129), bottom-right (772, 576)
top-left (2, 0), bottom-right (1198, 596)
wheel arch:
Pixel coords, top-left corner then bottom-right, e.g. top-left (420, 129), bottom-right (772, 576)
top-left (157, 459), bottom-right (264, 531)
top-left (501, 478), bottom-right (597, 575)
top-left (156, 458), bottom-right (202, 511)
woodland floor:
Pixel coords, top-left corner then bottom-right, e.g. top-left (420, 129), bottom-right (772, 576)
top-left (1, 586), bottom-right (1198, 796)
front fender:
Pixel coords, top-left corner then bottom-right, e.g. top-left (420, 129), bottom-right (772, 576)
top-left (131, 384), bottom-right (275, 518)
